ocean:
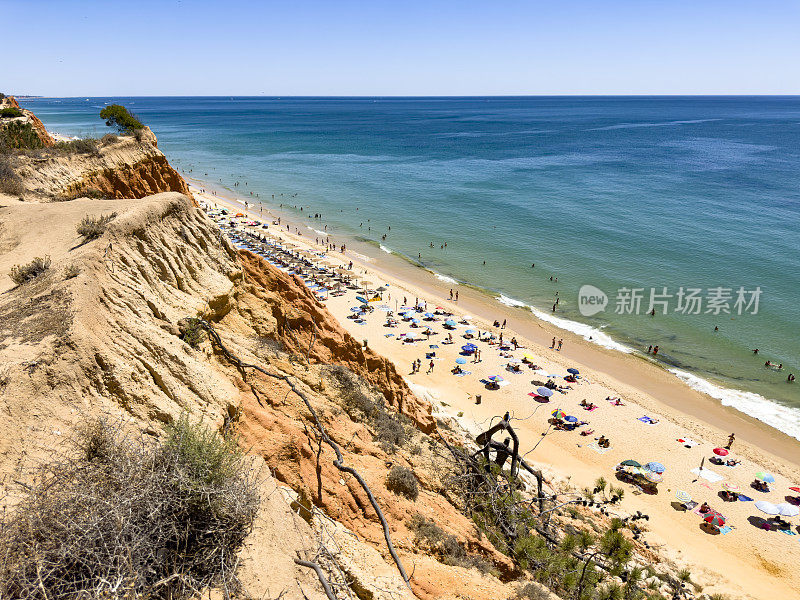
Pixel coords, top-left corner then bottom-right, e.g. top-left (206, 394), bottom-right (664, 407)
top-left (22, 96), bottom-right (800, 440)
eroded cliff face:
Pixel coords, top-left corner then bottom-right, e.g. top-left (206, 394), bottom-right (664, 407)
top-left (0, 193), bottom-right (521, 600)
top-left (0, 95), bottom-right (54, 147)
top-left (11, 133), bottom-right (192, 201)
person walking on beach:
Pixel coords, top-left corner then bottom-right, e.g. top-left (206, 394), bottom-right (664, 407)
top-left (427, 360), bottom-right (435, 374)
top-left (455, 290), bottom-right (459, 301)
top-left (725, 433), bottom-right (735, 450)
top-left (551, 337), bottom-right (556, 349)
top-left (557, 339), bottom-right (563, 351)
top-left (449, 289), bottom-right (453, 300)
top-left (502, 319), bottom-right (506, 329)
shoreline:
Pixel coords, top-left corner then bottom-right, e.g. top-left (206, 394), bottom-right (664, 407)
top-left (188, 177), bottom-right (800, 463)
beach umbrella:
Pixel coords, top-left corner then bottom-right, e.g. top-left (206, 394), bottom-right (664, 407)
top-left (551, 409), bottom-right (567, 420)
top-left (536, 387), bottom-right (554, 397)
top-left (522, 352), bottom-right (537, 361)
top-left (567, 368), bottom-right (580, 375)
top-left (713, 447), bottom-right (729, 456)
top-left (776, 503), bottom-right (800, 517)
top-left (445, 320), bottom-right (457, 327)
top-left (776, 503), bottom-right (800, 519)
top-left (349, 307), bottom-right (362, 312)
top-left (564, 415), bottom-right (578, 423)
top-left (424, 312), bottom-right (435, 318)
top-left (411, 318), bottom-right (421, 324)
top-left (488, 375), bottom-right (504, 383)
top-left (755, 501), bottom-right (780, 515)
top-left (620, 460), bottom-right (641, 468)
top-left (643, 471), bottom-right (663, 483)
top-left (645, 462), bottom-right (666, 474)
top-left (755, 472), bottom-right (775, 483)
top-left (465, 329), bottom-right (477, 335)
top-left (722, 482), bottom-right (741, 493)
top-left (675, 490), bottom-right (692, 504)
top-left (704, 512), bottom-right (726, 527)
top-left (455, 357), bottom-right (467, 365)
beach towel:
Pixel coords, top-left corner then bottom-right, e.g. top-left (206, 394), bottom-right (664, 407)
top-left (588, 442), bottom-right (612, 454)
top-left (584, 406), bottom-right (598, 412)
top-left (718, 525), bottom-right (735, 535)
top-left (691, 467), bottom-right (724, 483)
top-left (684, 501), bottom-right (698, 511)
top-left (677, 437), bottom-right (698, 448)
top-left (779, 528), bottom-right (797, 536)
top-left (690, 503), bottom-right (705, 516)
top-left (384, 333), bottom-right (395, 338)
top-left (454, 371), bottom-right (471, 377)
top-left (638, 416), bottom-right (658, 425)
top-left (429, 344), bottom-right (439, 349)
top-left (737, 494), bottom-right (753, 502)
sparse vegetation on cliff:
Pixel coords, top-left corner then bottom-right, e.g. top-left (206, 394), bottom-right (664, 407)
top-left (100, 104), bottom-right (144, 134)
top-left (0, 417), bottom-right (259, 599)
top-left (54, 137), bottom-right (99, 155)
top-left (76, 212), bottom-right (117, 240)
top-left (9, 255), bottom-right (51, 285)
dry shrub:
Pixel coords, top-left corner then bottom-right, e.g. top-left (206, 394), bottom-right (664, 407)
top-left (386, 465), bottom-right (419, 500)
top-left (76, 212), bottom-right (117, 240)
top-left (0, 416), bottom-right (259, 599)
top-left (101, 133), bottom-right (119, 144)
top-left (0, 155), bottom-right (23, 195)
top-left (9, 255), bottom-right (51, 285)
top-left (63, 264), bottom-right (81, 279)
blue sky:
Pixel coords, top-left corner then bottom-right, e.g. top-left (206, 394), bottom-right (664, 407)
top-left (4, 0), bottom-right (799, 95)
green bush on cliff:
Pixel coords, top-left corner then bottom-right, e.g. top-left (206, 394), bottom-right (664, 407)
top-left (99, 104), bottom-right (144, 134)
top-left (0, 120), bottom-right (43, 150)
top-left (0, 107), bottom-right (23, 118)
top-left (55, 137), bottom-right (98, 155)
top-left (0, 417), bottom-right (259, 599)
top-left (0, 156), bottom-right (24, 195)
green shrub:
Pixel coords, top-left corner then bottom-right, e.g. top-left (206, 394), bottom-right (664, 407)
top-left (9, 256), bottom-right (51, 286)
top-left (100, 133), bottom-right (118, 144)
top-left (99, 104), bottom-right (144, 134)
top-left (0, 120), bottom-right (43, 150)
top-left (181, 317), bottom-right (206, 348)
top-left (0, 107), bottom-right (23, 118)
top-left (0, 417), bottom-right (259, 599)
top-left (76, 212), bottom-right (116, 240)
top-left (386, 465), bottom-right (419, 500)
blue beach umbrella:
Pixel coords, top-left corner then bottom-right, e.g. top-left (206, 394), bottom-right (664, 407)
top-left (424, 312), bottom-right (435, 318)
top-left (462, 343), bottom-right (477, 353)
top-left (356, 295), bottom-right (368, 304)
top-left (645, 462), bottom-right (666, 474)
top-left (536, 387), bottom-right (554, 397)
top-left (564, 415), bottom-right (578, 423)
top-left (350, 307), bottom-right (362, 312)
top-left (455, 357), bottom-right (467, 364)
top-left (445, 320), bottom-right (457, 327)
top-left (411, 318), bottom-right (421, 324)
top-left (755, 472), bottom-right (775, 483)
top-left (567, 368), bottom-right (580, 375)
top-left (465, 329), bottom-right (477, 334)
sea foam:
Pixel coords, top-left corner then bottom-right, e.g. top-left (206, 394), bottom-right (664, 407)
top-left (379, 244), bottom-right (393, 254)
top-left (432, 271), bottom-right (458, 284)
top-left (495, 294), bottom-right (633, 353)
top-left (668, 368), bottom-right (800, 442)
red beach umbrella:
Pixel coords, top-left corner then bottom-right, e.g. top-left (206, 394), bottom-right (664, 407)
top-left (704, 512), bottom-right (726, 527)
top-left (713, 447), bottom-right (729, 456)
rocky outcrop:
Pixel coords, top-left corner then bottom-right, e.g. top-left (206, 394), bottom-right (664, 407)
top-left (1, 96), bottom-right (55, 147)
top-left (67, 153), bottom-right (191, 199)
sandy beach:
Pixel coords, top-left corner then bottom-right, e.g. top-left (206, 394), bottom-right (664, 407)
top-left (194, 184), bottom-right (800, 600)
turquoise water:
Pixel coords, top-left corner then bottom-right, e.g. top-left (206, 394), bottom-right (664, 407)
top-left (23, 96), bottom-right (800, 438)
